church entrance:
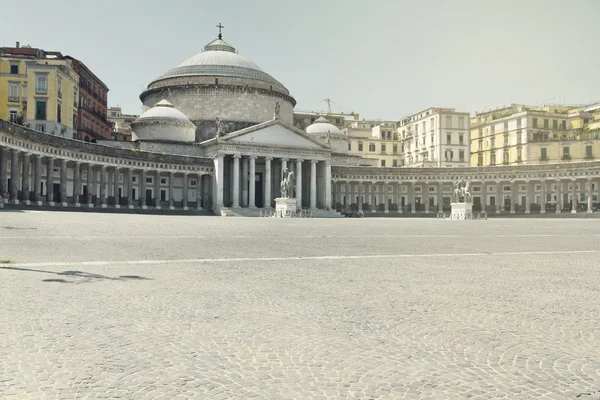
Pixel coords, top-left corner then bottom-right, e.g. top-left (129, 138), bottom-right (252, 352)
top-left (255, 172), bottom-right (263, 208)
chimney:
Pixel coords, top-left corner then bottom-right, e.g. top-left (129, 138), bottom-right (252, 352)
top-left (16, 41), bottom-right (20, 48)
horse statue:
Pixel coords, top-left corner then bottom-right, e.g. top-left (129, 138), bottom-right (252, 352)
top-left (280, 168), bottom-right (296, 198)
top-left (453, 178), bottom-right (471, 203)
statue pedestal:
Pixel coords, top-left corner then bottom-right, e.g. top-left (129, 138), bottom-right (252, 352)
top-left (275, 198), bottom-right (297, 218)
top-left (450, 202), bottom-right (473, 220)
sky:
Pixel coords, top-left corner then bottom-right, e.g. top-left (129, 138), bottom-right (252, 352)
top-left (2, 0), bottom-right (599, 120)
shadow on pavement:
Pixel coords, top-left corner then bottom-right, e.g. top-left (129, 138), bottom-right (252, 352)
top-left (0, 266), bottom-right (152, 283)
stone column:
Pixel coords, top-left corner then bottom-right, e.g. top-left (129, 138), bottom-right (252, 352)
top-left (197, 174), bottom-right (203, 210)
top-left (540, 180), bottom-right (546, 214)
top-left (242, 157), bottom-right (249, 207)
top-left (397, 183), bottom-right (403, 213)
top-left (424, 183), bottom-right (429, 214)
top-left (22, 152), bottom-right (30, 204)
top-left (182, 173), bottom-right (189, 210)
top-left (140, 169), bottom-right (147, 208)
top-left (310, 160), bottom-right (317, 209)
top-left (357, 182), bottom-right (363, 211)
top-left (571, 179), bottom-right (577, 213)
top-left (47, 157), bottom-right (54, 204)
top-left (345, 181), bottom-right (351, 209)
top-left (232, 154), bottom-right (240, 208)
top-left (0, 148), bottom-right (6, 198)
top-left (281, 158), bottom-right (288, 180)
top-left (325, 160), bottom-right (332, 210)
top-left (154, 171), bottom-right (161, 209)
top-left (384, 182), bottom-right (389, 213)
top-left (168, 172), bottom-right (174, 209)
top-left (587, 178), bottom-right (593, 214)
top-left (113, 168), bottom-right (120, 207)
top-left (214, 154), bottom-right (224, 209)
top-left (480, 181), bottom-right (487, 213)
top-left (60, 159), bottom-right (68, 206)
top-left (370, 182), bottom-right (376, 213)
top-left (496, 180), bottom-right (502, 213)
top-left (10, 149), bottom-right (20, 202)
top-left (248, 156), bottom-right (256, 208)
top-left (100, 166), bottom-right (107, 208)
top-left (86, 164), bottom-right (94, 207)
top-left (265, 157), bottom-right (272, 208)
top-left (34, 155), bottom-right (42, 204)
top-left (125, 168), bottom-right (132, 208)
top-left (510, 180), bottom-right (516, 214)
top-left (408, 181), bottom-right (415, 213)
top-left (525, 180), bottom-right (531, 214)
top-left (437, 182), bottom-right (443, 213)
top-left (294, 158), bottom-right (302, 208)
top-left (73, 162), bottom-right (80, 206)
top-left (555, 179), bottom-right (561, 214)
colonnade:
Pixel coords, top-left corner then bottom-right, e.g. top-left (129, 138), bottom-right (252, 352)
top-left (212, 153), bottom-right (332, 211)
top-left (333, 178), bottom-right (600, 214)
top-left (0, 148), bottom-right (209, 210)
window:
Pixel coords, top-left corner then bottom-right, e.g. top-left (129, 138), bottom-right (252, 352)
top-left (57, 103), bottom-right (61, 124)
top-left (381, 159), bottom-right (386, 167)
top-left (392, 159), bottom-right (397, 167)
top-left (348, 142), bottom-right (352, 151)
top-left (503, 134), bottom-right (508, 146)
top-left (490, 152), bottom-right (496, 165)
top-left (532, 118), bottom-right (538, 128)
top-left (562, 146), bottom-right (570, 160)
top-left (392, 144), bottom-right (398, 154)
top-left (459, 150), bottom-right (465, 162)
top-left (478, 140), bottom-right (483, 151)
top-left (585, 145), bottom-right (593, 158)
top-left (73, 114), bottom-right (77, 129)
top-left (552, 120), bottom-right (557, 129)
top-left (358, 142), bottom-right (363, 151)
top-left (111, 111), bottom-right (117, 117)
top-left (190, 180), bottom-right (197, 186)
top-left (10, 64), bottom-right (19, 74)
top-left (503, 150), bottom-right (509, 164)
top-left (517, 118), bottom-right (522, 128)
top-left (35, 74), bottom-right (48, 94)
top-left (446, 134), bottom-right (451, 144)
top-left (490, 137), bottom-right (495, 148)
top-left (35, 100), bottom-right (47, 120)
top-left (445, 150), bottom-right (453, 161)
top-left (517, 148), bottom-right (522, 161)
top-left (57, 76), bottom-right (62, 98)
top-left (146, 177), bottom-right (152, 183)
top-left (478, 128), bottom-right (482, 137)
top-left (8, 83), bottom-right (19, 101)
top-left (543, 119), bottom-right (549, 129)
top-left (446, 116), bottom-right (452, 128)
top-left (369, 144), bottom-right (375, 152)
top-left (459, 134), bottom-right (464, 145)
top-left (477, 154), bottom-right (483, 166)
top-left (160, 178), bottom-right (167, 184)
top-left (9, 110), bottom-right (17, 122)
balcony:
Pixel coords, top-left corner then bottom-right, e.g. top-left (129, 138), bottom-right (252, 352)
top-left (584, 154), bottom-right (594, 160)
top-left (561, 154), bottom-right (571, 160)
top-left (539, 156), bottom-right (548, 161)
top-left (58, 91), bottom-right (62, 99)
top-left (8, 96), bottom-right (19, 102)
top-left (35, 87), bottom-right (47, 95)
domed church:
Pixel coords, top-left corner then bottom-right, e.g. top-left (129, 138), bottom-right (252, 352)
top-left (139, 30), bottom-right (296, 141)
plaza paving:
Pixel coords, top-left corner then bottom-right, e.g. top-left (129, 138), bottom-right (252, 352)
top-left (1, 211), bottom-right (600, 399)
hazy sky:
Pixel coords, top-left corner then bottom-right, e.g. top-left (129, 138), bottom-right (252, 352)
top-left (2, 0), bottom-right (599, 120)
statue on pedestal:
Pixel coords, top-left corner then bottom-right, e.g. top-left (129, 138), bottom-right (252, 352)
top-left (280, 168), bottom-right (295, 198)
top-left (453, 178), bottom-right (471, 203)
top-left (215, 117), bottom-right (224, 139)
top-left (274, 102), bottom-right (281, 120)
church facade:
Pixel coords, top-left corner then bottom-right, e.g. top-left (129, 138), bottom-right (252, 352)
top-left (1, 35), bottom-right (600, 215)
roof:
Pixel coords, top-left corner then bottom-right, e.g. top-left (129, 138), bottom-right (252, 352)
top-left (306, 116), bottom-right (342, 135)
top-left (133, 100), bottom-right (195, 127)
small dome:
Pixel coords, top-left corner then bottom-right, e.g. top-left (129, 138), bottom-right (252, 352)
top-left (306, 116), bottom-right (341, 135)
top-left (131, 100), bottom-right (196, 142)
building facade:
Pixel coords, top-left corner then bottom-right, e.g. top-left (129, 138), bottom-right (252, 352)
top-left (64, 57), bottom-right (111, 142)
top-left (0, 44), bottom-right (79, 138)
top-left (398, 107), bottom-right (470, 168)
top-left (107, 106), bottom-right (137, 141)
top-left (470, 104), bottom-right (599, 167)
top-left (344, 121), bottom-right (402, 167)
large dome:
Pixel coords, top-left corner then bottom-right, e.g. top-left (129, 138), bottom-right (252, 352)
top-left (150, 43), bottom-right (286, 90)
top-left (140, 36), bottom-right (296, 142)
top-left (306, 116), bottom-right (341, 135)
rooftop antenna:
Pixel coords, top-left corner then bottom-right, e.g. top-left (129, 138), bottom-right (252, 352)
top-left (217, 22), bottom-right (224, 40)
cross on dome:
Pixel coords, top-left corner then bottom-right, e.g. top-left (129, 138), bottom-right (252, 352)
top-left (217, 22), bottom-right (224, 39)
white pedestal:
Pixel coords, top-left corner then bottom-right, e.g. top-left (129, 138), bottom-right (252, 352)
top-left (275, 198), bottom-right (297, 218)
top-left (450, 202), bottom-right (473, 220)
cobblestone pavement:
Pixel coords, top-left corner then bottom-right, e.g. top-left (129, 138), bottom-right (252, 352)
top-left (1, 212), bottom-right (600, 399)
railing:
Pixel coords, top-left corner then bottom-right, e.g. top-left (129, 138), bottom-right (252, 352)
top-left (562, 154), bottom-right (572, 160)
top-left (7, 96), bottom-right (19, 102)
top-left (35, 87), bottom-right (47, 94)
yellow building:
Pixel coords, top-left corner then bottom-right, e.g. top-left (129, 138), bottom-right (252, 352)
top-left (0, 44), bottom-right (79, 138)
top-left (344, 121), bottom-right (402, 167)
top-left (470, 104), bottom-right (598, 167)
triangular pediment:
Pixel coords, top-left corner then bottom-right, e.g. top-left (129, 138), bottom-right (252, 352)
top-left (221, 120), bottom-right (328, 150)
